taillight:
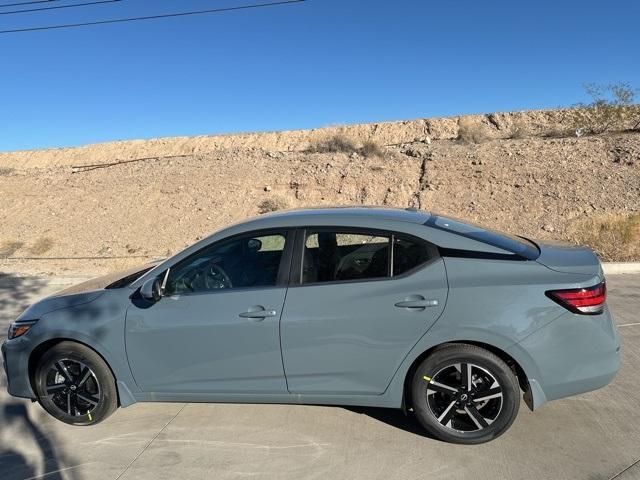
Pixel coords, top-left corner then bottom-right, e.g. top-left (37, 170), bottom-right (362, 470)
top-left (545, 281), bottom-right (606, 315)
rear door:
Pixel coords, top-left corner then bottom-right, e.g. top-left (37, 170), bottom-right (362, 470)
top-left (280, 228), bottom-right (448, 395)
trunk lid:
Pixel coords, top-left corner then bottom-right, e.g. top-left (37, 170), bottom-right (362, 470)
top-left (534, 240), bottom-right (603, 277)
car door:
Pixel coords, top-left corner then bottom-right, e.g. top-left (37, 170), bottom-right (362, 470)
top-left (126, 229), bottom-right (293, 394)
top-left (280, 228), bottom-right (448, 395)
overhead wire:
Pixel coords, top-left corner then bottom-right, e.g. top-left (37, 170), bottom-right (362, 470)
top-left (0, 0), bottom-right (120, 16)
top-left (0, 0), bottom-right (57, 8)
top-left (0, 0), bottom-right (306, 34)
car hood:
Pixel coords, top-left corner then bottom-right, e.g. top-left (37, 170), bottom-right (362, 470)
top-left (15, 262), bottom-right (160, 321)
top-left (53, 262), bottom-right (160, 296)
top-left (16, 290), bottom-right (105, 321)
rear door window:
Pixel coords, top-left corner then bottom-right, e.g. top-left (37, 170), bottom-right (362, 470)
top-left (300, 229), bottom-right (436, 284)
top-left (303, 231), bottom-right (390, 283)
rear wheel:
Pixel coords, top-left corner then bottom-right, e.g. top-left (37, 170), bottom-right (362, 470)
top-left (411, 343), bottom-right (520, 444)
top-left (34, 342), bottom-right (118, 425)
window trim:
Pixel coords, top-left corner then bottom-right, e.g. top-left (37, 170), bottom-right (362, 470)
top-left (290, 226), bottom-right (439, 287)
top-left (163, 228), bottom-right (295, 296)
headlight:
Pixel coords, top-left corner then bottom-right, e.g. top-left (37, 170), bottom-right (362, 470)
top-left (8, 320), bottom-right (38, 340)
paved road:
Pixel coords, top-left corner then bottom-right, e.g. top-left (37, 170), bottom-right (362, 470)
top-left (0, 273), bottom-right (638, 480)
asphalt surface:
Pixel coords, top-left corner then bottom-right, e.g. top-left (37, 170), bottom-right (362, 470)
top-left (0, 273), bottom-right (638, 480)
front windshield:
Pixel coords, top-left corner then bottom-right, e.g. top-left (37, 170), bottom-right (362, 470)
top-left (424, 214), bottom-right (540, 260)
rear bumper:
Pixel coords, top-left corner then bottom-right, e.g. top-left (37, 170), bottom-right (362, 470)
top-left (2, 338), bottom-right (36, 399)
top-left (507, 305), bottom-right (620, 409)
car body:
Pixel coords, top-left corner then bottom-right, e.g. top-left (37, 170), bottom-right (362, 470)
top-left (2, 207), bottom-right (620, 443)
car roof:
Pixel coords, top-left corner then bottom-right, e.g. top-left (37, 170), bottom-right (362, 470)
top-left (245, 206), bottom-right (431, 226)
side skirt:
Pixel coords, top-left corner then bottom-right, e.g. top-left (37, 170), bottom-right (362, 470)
top-left (130, 391), bottom-right (403, 409)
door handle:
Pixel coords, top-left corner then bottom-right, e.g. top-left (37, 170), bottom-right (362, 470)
top-left (394, 299), bottom-right (439, 309)
top-left (238, 306), bottom-right (277, 320)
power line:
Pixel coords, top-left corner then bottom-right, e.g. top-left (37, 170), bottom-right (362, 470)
top-left (0, 0), bottom-right (306, 34)
top-left (0, 0), bottom-right (55, 8)
top-left (0, 0), bottom-right (120, 16)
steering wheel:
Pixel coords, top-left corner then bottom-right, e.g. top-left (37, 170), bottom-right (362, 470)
top-left (204, 263), bottom-right (233, 290)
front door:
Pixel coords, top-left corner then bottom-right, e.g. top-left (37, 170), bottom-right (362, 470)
top-left (280, 228), bottom-right (448, 395)
top-left (126, 230), bottom-right (292, 393)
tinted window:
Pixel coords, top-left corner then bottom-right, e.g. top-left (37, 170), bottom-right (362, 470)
top-left (166, 233), bottom-right (286, 295)
top-left (303, 231), bottom-right (390, 284)
top-left (393, 236), bottom-right (431, 276)
top-left (424, 214), bottom-right (540, 260)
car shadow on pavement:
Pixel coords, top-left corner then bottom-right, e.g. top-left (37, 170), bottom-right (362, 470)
top-left (0, 273), bottom-right (81, 480)
top-left (0, 375), bottom-right (81, 480)
top-left (343, 406), bottom-right (436, 439)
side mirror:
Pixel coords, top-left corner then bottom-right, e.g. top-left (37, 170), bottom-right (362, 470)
top-left (140, 277), bottom-right (163, 302)
top-left (140, 268), bottom-right (171, 302)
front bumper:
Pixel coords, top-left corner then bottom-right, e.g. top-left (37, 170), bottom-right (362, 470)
top-left (507, 305), bottom-right (620, 409)
top-left (2, 337), bottom-right (36, 399)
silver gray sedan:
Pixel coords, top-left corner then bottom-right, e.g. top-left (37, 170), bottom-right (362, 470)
top-left (2, 207), bottom-right (619, 444)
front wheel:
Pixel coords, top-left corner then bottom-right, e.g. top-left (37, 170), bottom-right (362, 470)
top-left (411, 343), bottom-right (520, 444)
top-left (34, 341), bottom-right (118, 425)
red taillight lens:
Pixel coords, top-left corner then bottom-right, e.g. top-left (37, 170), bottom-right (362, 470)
top-left (546, 281), bottom-right (606, 315)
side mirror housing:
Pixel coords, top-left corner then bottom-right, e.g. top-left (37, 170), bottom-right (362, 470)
top-left (140, 277), bottom-right (163, 302)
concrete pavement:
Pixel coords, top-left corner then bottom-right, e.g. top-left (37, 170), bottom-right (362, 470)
top-left (0, 273), bottom-right (638, 480)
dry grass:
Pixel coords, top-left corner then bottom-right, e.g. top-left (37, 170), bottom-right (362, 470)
top-left (542, 127), bottom-right (575, 139)
top-left (507, 120), bottom-right (529, 139)
top-left (29, 237), bottom-right (54, 255)
top-left (307, 134), bottom-right (358, 154)
top-left (457, 118), bottom-right (491, 143)
top-left (0, 167), bottom-right (14, 176)
top-left (569, 213), bottom-right (640, 261)
top-left (0, 240), bottom-right (23, 258)
top-left (258, 196), bottom-right (289, 214)
top-left (359, 140), bottom-right (385, 158)
top-left (307, 134), bottom-right (385, 158)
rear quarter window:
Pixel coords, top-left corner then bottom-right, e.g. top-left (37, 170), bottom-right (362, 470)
top-left (393, 236), bottom-right (433, 276)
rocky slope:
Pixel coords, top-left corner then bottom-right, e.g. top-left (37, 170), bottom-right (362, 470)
top-left (1, 109), bottom-right (639, 275)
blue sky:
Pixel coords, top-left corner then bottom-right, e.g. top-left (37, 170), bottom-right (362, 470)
top-left (1, 0), bottom-right (638, 151)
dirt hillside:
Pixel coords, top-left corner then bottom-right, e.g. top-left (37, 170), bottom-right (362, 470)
top-left (1, 109), bottom-right (639, 276)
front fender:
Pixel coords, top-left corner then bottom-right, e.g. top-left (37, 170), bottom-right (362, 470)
top-left (9, 289), bottom-right (140, 406)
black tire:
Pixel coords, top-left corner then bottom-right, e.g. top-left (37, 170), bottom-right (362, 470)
top-left (34, 341), bottom-right (118, 426)
top-left (411, 343), bottom-right (520, 444)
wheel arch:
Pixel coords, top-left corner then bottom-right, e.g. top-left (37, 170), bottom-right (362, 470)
top-left (402, 340), bottom-right (530, 410)
top-left (28, 337), bottom-right (124, 407)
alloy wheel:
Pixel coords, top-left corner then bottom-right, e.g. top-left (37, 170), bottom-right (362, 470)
top-left (44, 358), bottom-right (101, 417)
top-left (425, 362), bottom-right (503, 432)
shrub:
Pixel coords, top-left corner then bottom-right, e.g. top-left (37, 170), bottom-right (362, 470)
top-left (542, 127), bottom-right (575, 139)
top-left (359, 140), bottom-right (385, 158)
top-left (569, 213), bottom-right (640, 261)
top-left (258, 196), bottom-right (289, 214)
top-left (507, 120), bottom-right (529, 139)
top-left (0, 240), bottom-right (23, 258)
top-left (29, 237), bottom-right (54, 255)
top-left (0, 167), bottom-right (14, 176)
top-left (569, 83), bottom-right (639, 135)
top-left (307, 134), bottom-right (386, 158)
top-left (307, 134), bottom-right (358, 154)
top-left (457, 117), bottom-right (491, 143)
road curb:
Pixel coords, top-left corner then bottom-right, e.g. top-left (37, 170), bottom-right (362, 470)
top-left (603, 263), bottom-right (640, 275)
